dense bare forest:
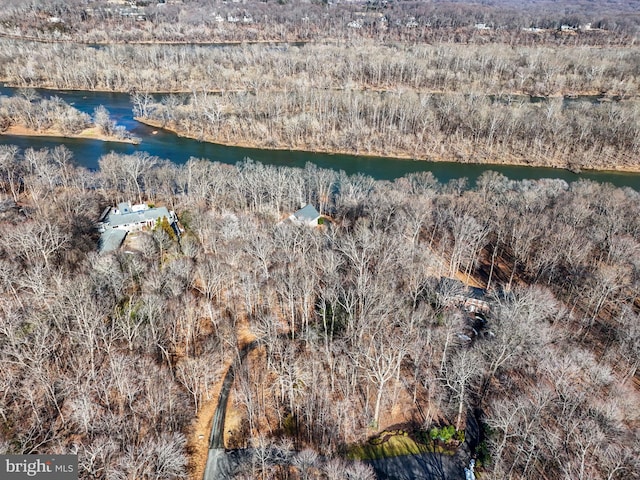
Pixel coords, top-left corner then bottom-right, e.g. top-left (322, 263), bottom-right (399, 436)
top-left (1, 145), bottom-right (639, 479)
top-left (1, 1), bottom-right (640, 479)
top-left (2, 40), bottom-right (639, 96)
top-left (135, 87), bottom-right (640, 171)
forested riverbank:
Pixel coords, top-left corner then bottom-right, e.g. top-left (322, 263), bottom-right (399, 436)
top-left (0, 92), bottom-right (138, 143)
top-left (0, 146), bottom-right (639, 479)
top-left (135, 91), bottom-right (640, 173)
top-left (1, 85), bottom-right (639, 188)
top-left (1, 36), bottom-right (639, 171)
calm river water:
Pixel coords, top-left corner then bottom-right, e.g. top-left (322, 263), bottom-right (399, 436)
top-left (1, 86), bottom-right (639, 189)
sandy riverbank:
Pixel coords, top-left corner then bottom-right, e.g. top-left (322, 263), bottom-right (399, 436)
top-left (2, 125), bottom-right (140, 144)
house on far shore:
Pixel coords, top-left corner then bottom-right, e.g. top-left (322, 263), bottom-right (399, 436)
top-left (97, 201), bottom-right (177, 253)
top-left (289, 204), bottom-right (321, 226)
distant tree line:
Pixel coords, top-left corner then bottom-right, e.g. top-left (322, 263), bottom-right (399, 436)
top-left (1, 40), bottom-right (638, 97)
top-left (0, 145), bottom-right (638, 479)
top-left (0, 0), bottom-right (638, 44)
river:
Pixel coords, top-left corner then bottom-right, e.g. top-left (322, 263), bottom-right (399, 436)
top-left (1, 86), bottom-right (639, 189)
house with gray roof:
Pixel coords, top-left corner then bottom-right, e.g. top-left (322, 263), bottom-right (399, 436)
top-left (289, 204), bottom-right (321, 226)
top-left (98, 201), bottom-right (177, 253)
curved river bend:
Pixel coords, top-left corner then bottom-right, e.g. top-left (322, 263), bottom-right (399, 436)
top-left (1, 86), bottom-right (639, 190)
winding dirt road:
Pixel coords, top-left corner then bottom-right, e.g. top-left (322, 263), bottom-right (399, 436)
top-left (202, 341), bottom-right (259, 480)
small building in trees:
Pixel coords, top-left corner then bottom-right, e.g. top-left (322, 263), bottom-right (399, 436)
top-left (289, 204), bottom-right (321, 226)
top-left (97, 201), bottom-right (177, 253)
top-left (439, 277), bottom-right (490, 314)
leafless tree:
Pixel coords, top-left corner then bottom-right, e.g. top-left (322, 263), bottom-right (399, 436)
top-left (93, 105), bottom-right (115, 136)
top-left (441, 348), bottom-right (482, 431)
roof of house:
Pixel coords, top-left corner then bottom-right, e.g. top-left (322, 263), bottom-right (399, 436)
top-left (106, 206), bottom-right (171, 228)
top-left (292, 204), bottom-right (320, 223)
top-left (99, 228), bottom-right (128, 253)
